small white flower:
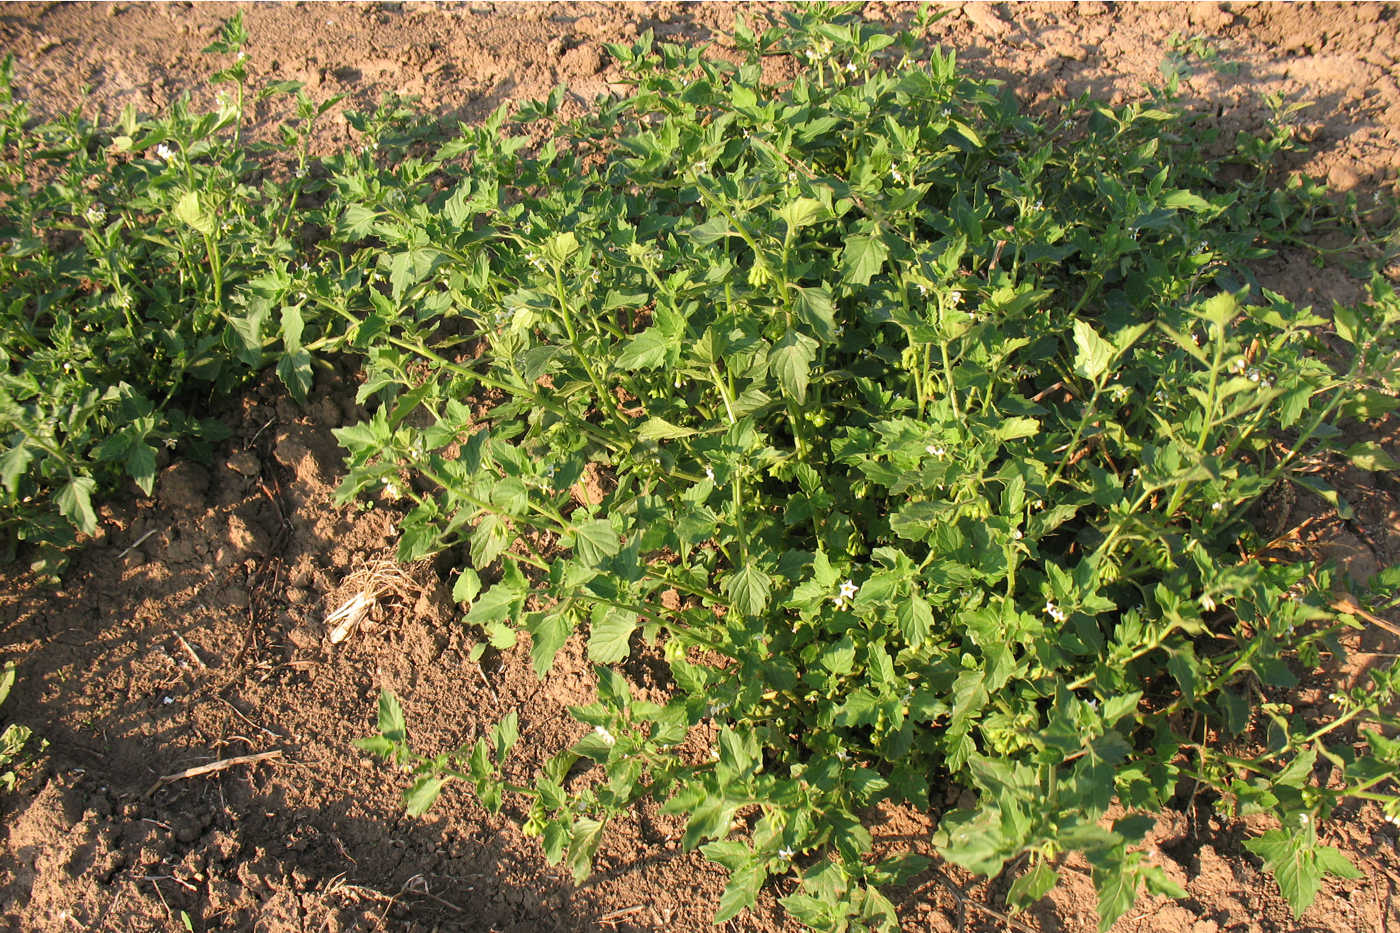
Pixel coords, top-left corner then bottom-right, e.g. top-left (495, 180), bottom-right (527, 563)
top-left (777, 846), bottom-right (795, 860)
top-left (832, 579), bottom-right (858, 610)
top-left (925, 444), bottom-right (946, 458)
top-left (590, 269), bottom-right (601, 284)
top-left (1013, 528), bottom-right (1023, 540)
top-left (1199, 593), bottom-right (1216, 612)
top-left (1211, 501), bottom-right (1223, 512)
top-left (835, 748), bottom-right (849, 762)
top-left (787, 171), bottom-right (798, 184)
top-left (709, 747), bottom-right (720, 761)
top-left (155, 143), bottom-right (174, 161)
top-left (948, 290), bottom-right (962, 307)
top-left (383, 479), bottom-right (401, 500)
top-left (236, 50), bottom-right (247, 62)
top-left (1248, 368), bottom-right (1261, 383)
top-left (1299, 813), bottom-right (1310, 826)
top-left (845, 61), bottom-right (857, 73)
top-left (85, 204), bottom-right (107, 223)
top-left (916, 282), bottom-right (928, 297)
top-left (1044, 601), bottom-right (1067, 623)
top-left (705, 466), bottom-right (715, 482)
top-left (891, 167), bottom-right (904, 184)
top-left (1033, 499), bottom-right (1044, 510)
top-left (594, 725), bottom-right (616, 747)
top-left (162, 696), bottom-right (174, 706)
top-left (1229, 357), bottom-right (1247, 374)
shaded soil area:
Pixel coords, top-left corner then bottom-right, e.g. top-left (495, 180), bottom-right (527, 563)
top-left (1, 3), bottom-right (1399, 931)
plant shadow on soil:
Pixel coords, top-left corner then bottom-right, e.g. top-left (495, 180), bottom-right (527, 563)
top-left (2, 3), bottom-right (1400, 932)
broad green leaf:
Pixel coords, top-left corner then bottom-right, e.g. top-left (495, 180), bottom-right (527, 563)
top-left (842, 233), bottom-right (889, 287)
top-left (771, 329), bottom-right (817, 402)
top-left (404, 775), bottom-right (444, 816)
top-left (573, 519), bottom-right (621, 566)
top-left (1007, 861), bottom-right (1058, 909)
top-left (588, 608), bottom-right (637, 663)
top-left (1344, 441), bottom-right (1398, 472)
top-left (780, 197), bottom-right (827, 233)
top-left (615, 328), bottom-right (670, 370)
top-left (173, 190), bottom-right (214, 235)
top-left (0, 443), bottom-right (33, 494)
top-left (568, 816), bottom-right (606, 883)
top-left (452, 568), bottom-right (482, 605)
top-left (637, 416), bottom-right (695, 441)
top-left (56, 476), bottom-right (98, 534)
top-left (1245, 828), bottom-right (1360, 916)
top-left (714, 859), bottom-right (765, 923)
top-left (724, 564), bottom-right (772, 616)
top-left (897, 594), bottom-right (933, 648)
top-left (126, 443), bottom-right (157, 496)
top-left (528, 610), bottom-right (571, 676)
top-left (376, 690), bottom-right (407, 743)
top-left (1072, 319), bottom-right (1115, 382)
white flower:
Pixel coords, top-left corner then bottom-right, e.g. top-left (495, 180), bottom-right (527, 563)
top-left (1013, 529), bottom-right (1023, 540)
top-left (1199, 593), bottom-right (1216, 612)
top-left (787, 171), bottom-right (798, 184)
top-left (1044, 601), bottom-right (1067, 623)
top-left (590, 269), bottom-right (601, 284)
top-left (891, 167), bottom-right (904, 184)
top-left (155, 143), bottom-right (174, 161)
top-left (85, 205), bottom-right (106, 223)
top-left (777, 846), bottom-right (795, 860)
top-left (845, 61), bottom-right (857, 73)
top-left (916, 282), bottom-right (928, 297)
top-left (705, 466), bottom-right (715, 482)
top-left (162, 696), bottom-right (174, 705)
top-left (948, 290), bottom-right (962, 307)
top-left (1229, 357), bottom-right (1246, 374)
top-left (1298, 813), bottom-right (1310, 826)
top-left (382, 479), bottom-right (401, 500)
top-left (1211, 501), bottom-right (1223, 512)
top-left (925, 444), bottom-right (946, 458)
top-left (594, 725), bottom-right (616, 747)
top-left (1248, 368), bottom-right (1261, 383)
top-left (832, 579), bottom-right (858, 610)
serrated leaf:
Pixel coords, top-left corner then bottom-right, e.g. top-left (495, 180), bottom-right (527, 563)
top-left (897, 594), bottom-right (933, 648)
top-left (376, 690), bottom-right (407, 743)
top-left (528, 610), bottom-right (571, 676)
top-left (452, 568), bottom-right (482, 605)
top-left (615, 328), bottom-right (670, 370)
top-left (637, 416), bottom-right (695, 441)
top-left (1344, 441), bottom-right (1398, 472)
top-left (56, 476), bottom-right (98, 534)
top-left (1007, 861), bottom-right (1058, 909)
top-left (1072, 319), bottom-right (1115, 382)
top-left (588, 608), bottom-right (637, 663)
top-left (573, 519), bottom-right (621, 566)
top-left (771, 329), bottom-right (816, 403)
top-left (713, 859), bottom-right (765, 923)
top-left (724, 563), bottom-right (772, 616)
top-left (1094, 862), bottom-right (1138, 932)
top-left (0, 443), bottom-right (33, 494)
top-left (1245, 828), bottom-right (1357, 917)
top-left (842, 233), bottom-right (889, 287)
top-left (126, 443), bottom-right (157, 496)
top-left (404, 775), bottom-right (444, 816)
top-left (173, 190), bottom-right (214, 235)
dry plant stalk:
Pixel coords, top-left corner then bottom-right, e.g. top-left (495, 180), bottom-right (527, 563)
top-left (323, 558), bottom-right (427, 645)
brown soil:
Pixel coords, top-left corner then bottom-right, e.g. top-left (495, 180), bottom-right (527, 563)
top-left (1, 3), bottom-right (1399, 932)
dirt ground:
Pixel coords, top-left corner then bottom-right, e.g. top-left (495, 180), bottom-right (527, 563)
top-left (1, 3), bottom-right (1399, 931)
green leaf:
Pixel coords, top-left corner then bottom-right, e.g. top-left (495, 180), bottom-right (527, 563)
top-left (568, 816), bottom-right (606, 883)
top-left (714, 859), bottom-right (765, 923)
top-left (897, 594), bottom-right (933, 648)
top-left (724, 564), bottom-right (772, 616)
top-left (573, 519), bottom-right (621, 566)
top-left (1344, 441), bottom-right (1398, 472)
top-left (1094, 861), bottom-right (1137, 932)
top-left (1007, 861), bottom-right (1059, 909)
top-left (771, 329), bottom-right (817, 403)
top-left (173, 190), bottom-right (214, 235)
top-left (404, 775), bottom-right (444, 816)
top-left (1163, 190), bottom-right (1213, 212)
top-left (616, 328), bottom-right (670, 370)
top-left (452, 568), bottom-right (482, 605)
top-left (1072, 319), bottom-right (1115, 382)
top-left (842, 233), bottom-right (889, 287)
top-left (588, 608), bottom-right (637, 664)
top-left (376, 690), bottom-right (407, 743)
top-left (56, 476), bottom-right (98, 534)
top-left (1245, 828), bottom-right (1359, 916)
top-left (126, 443), bottom-right (157, 496)
top-left (637, 416), bottom-right (695, 441)
top-left (529, 610), bottom-right (571, 676)
top-left (779, 197), bottom-right (827, 233)
top-left (0, 443), bottom-right (33, 494)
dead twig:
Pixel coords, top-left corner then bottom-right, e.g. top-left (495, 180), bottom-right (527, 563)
top-left (174, 633), bottom-right (207, 670)
top-left (598, 905), bottom-right (645, 926)
top-left (1331, 594), bottom-right (1400, 639)
top-left (117, 528), bottom-right (159, 559)
top-left (145, 749), bottom-right (282, 797)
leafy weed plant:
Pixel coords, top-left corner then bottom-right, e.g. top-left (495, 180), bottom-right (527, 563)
top-left (342, 8), bottom-right (1400, 929)
top-left (0, 15), bottom-right (345, 574)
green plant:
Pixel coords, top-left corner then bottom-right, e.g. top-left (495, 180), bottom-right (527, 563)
top-left (342, 6), bottom-right (1400, 929)
top-left (0, 662), bottom-right (41, 791)
top-left (0, 14), bottom-right (344, 575)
